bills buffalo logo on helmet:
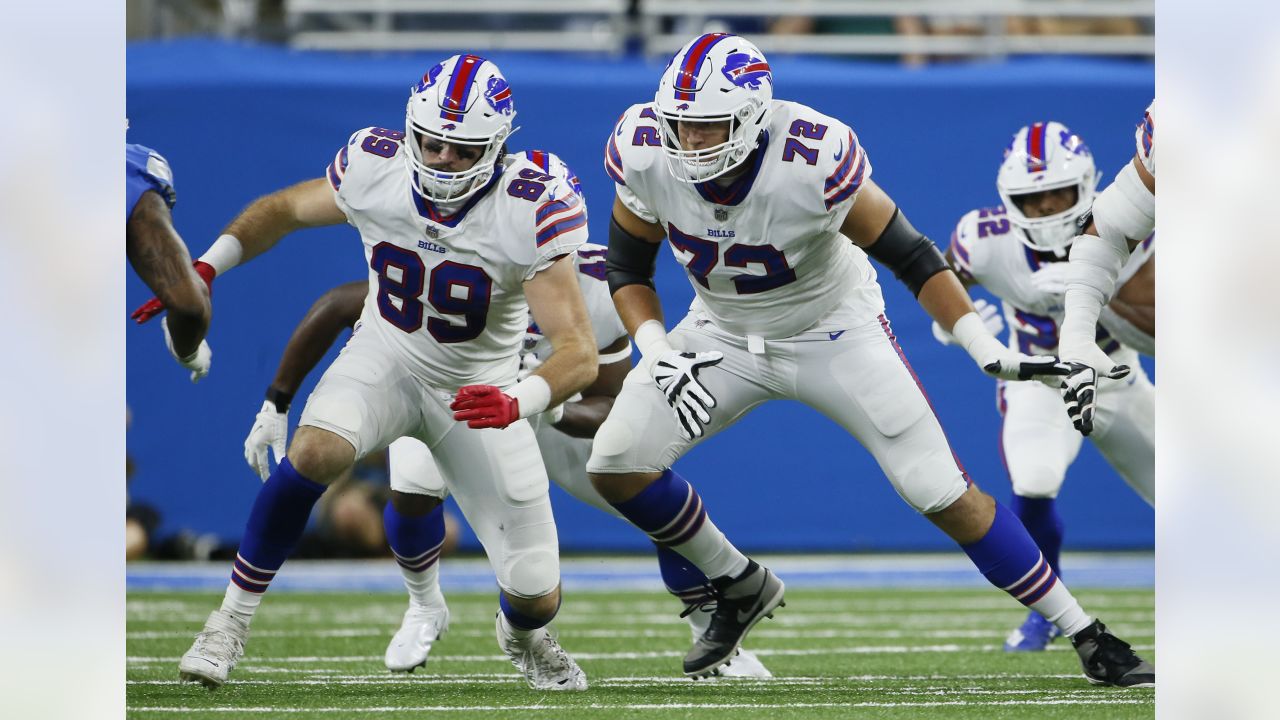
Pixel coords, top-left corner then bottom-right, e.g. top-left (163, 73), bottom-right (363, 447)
top-left (415, 63), bottom-right (445, 93)
top-left (485, 77), bottom-right (514, 116)
top-left (720, 52), bottom-right (771, 90)
top-left (1059, 130), bottom-right (1091, 157)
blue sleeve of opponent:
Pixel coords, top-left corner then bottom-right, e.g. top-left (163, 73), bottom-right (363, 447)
top-left (126, 143), bottom-right (176, 219)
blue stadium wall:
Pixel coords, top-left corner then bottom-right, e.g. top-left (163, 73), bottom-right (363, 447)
top-left (126, 40), bottom-right (1154, 553)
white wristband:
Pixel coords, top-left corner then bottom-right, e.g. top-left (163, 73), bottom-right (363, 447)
top-left (633, 320), bottom-right (673, 361)
top-left (198, 234), bottom-right (244, 276)
top-left (950, 312), bottom-right (1005, 365)
top-left (508, 374), bottom-right (551, 419)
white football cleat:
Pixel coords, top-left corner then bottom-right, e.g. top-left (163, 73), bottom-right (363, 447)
top-left (717, 648), bottom-right (773, 678)
top-left (496, 613), bottom-right (588, 691)
top-left (178, 610), bottom-right (249, 689)
top-left (385, 599), bottom-right (450, 672)
top-left (684, 597), bottom-right (774, 679)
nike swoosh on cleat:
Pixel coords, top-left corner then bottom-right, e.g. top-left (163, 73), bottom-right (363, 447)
top-left (198, 658), bottom-right (220, 668)
top-left (828, 330), bottom-right (846, 340)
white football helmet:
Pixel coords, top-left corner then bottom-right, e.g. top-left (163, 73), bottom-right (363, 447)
top-left (997, 121), bottom-right (1099, 255)
top-left (654, 33), bottom-right (773, 183)
top-left (405, 54), bottom-right (518, 204)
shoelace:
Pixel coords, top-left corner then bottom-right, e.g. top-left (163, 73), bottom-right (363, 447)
top-left (193, 629), bottom-right (243, 659)
top-left (1093, 632), bottom-right (1139, 669)
top-left (678, 584), bottom-right (721, 619)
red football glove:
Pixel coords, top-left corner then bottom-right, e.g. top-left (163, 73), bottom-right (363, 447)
top-left (131, 260), bottom-right (216, 323)
top-left (450, 385), bottom-right (520, 429)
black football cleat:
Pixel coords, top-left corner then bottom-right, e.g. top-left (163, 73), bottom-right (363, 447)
top-left (1071, 619), bottom-right (1155, 688)
top-left (681, 560), bottom-right (785, 679)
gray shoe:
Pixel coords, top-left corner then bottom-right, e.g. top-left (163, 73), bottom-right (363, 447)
top-left (1071, 619), bottom-right (1155, 688)
top-left (178, 610), bottom-right (249, 689)
top-left (682, 560), bottom-right (785, 679)
top-left (496, 614), bottom-right (588, 691)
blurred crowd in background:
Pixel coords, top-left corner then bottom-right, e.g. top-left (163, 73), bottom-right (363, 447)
top-left (127, 0), bottom-right (1153, 65)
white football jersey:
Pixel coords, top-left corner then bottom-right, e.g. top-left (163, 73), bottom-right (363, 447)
top-left (523, 242), bottom-right (628, 362)
top-left (328, 128), bottom-right (587, 389)
top-left (606, 100), bottom-right (885, 340)
top-left (1135, 99), bottom-right (1155, 176)
top-left (949, 205), bottom-right (1153, 362)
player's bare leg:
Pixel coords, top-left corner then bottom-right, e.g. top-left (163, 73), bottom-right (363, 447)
top-left (179, 427), bottom-right (353, 688)
top-left (928, 485), bottom-right (1154, 687)
top-left (591, 470), bottom-right (784, 679)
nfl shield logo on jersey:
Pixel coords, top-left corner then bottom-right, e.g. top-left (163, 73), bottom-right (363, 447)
top-left (424, 224), bottom-right (439, 238)
top-left (715, 208), bottom-right (729, 222)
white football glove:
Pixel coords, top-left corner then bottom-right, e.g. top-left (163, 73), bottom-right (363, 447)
top-left (162, 317), bottom-right (211, 383)
top-left (650, 350), bottom-right (723, 440)
top-left (245, 400), bottom-right (288, 481)
top-left (932, 298), bottom-right (1003, 346)
top-left (1028, 262), bottom-right (1072, 299)
top-left (949, 311), bottom-right (1072, 383)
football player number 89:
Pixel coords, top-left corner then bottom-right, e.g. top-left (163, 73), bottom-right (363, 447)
top-left (370, 242), bottom-right (492, 343)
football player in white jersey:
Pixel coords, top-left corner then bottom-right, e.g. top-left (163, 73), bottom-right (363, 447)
top-left (588, 33), bottom-right (1153, 687)
top-left (937, 121), bottom-right (1155, 652)
top-left (1057, 101), bottom-right (1157, 434)
top-left (139, 56), bottom-right (598, 691)
top-left (243, 232), bottom-right (771, 678)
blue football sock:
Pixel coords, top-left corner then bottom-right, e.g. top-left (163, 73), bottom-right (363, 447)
top-left (384, 502), bottom-right (446, 574)
top-left (1009, 495), bottom-right (1064, 576)
top-left (231, 458), bottom-right (326, 594)
top-left (611, 469), bottom-right (747, 580)
top-left (961, 501), bottom-right (1060, 609)
top-left (499, 592), bottom-right (558, 631)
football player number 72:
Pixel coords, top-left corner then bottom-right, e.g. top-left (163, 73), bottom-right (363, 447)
top-left (370, 242), bottom-right (492, 342)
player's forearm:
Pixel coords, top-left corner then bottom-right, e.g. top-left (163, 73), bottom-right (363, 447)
top-left (222, 191), bottom-right (309, 263)
top-left (127, 195), bottom-right (212, 354)
top-left (535, 335), bottom-right (599, 407)
top-left (270, 282), bottom-right (366, 401)
top-left (612, 284), bottom-right (666, 338)
top-left (917, 270), bottom-right (978, 332)
top-left (553, 396), bottom-right (615, 439)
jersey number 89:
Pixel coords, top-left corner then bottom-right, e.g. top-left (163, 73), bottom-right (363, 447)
top-left (370, 243), bottom-right (492, 343)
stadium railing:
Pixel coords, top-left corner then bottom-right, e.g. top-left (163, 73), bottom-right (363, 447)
top-left (283, 0), bottom-right (631, 52)
top-left (639, 0), bottom-right (1154, 58)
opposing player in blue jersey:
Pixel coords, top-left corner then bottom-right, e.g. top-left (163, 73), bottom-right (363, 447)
top-left (938, 121), bottom-right (1155, 651)
top-left (590, 33), bottom-right (1154, 687)
top-left (126, 143), bottom-right (212, 380)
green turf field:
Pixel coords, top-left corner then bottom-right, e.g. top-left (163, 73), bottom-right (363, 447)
top-left (126, 587), bottom-right (1153, 719)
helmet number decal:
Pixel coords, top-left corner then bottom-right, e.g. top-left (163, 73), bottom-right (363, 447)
top-left (781, 120), bottom-right (827, 166)
top-left (361, 127), bottom-right (405, 159)
top-left (370, 243), bottom-right (492, 342)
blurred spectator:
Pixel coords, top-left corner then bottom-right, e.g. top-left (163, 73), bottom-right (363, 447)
top-left (1006, 15), bottom-right (1144, 38)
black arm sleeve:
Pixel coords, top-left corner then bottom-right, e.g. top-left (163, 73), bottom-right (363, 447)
top-left (605, 215), bottom-right (661, 295)
top-left (863, 208), bottom-right (950, 297)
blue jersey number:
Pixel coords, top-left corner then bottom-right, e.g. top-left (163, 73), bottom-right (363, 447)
top-left (669, 223), bottom-right (797, 295)
top-left (370, 244), bottom-right (491, 341)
